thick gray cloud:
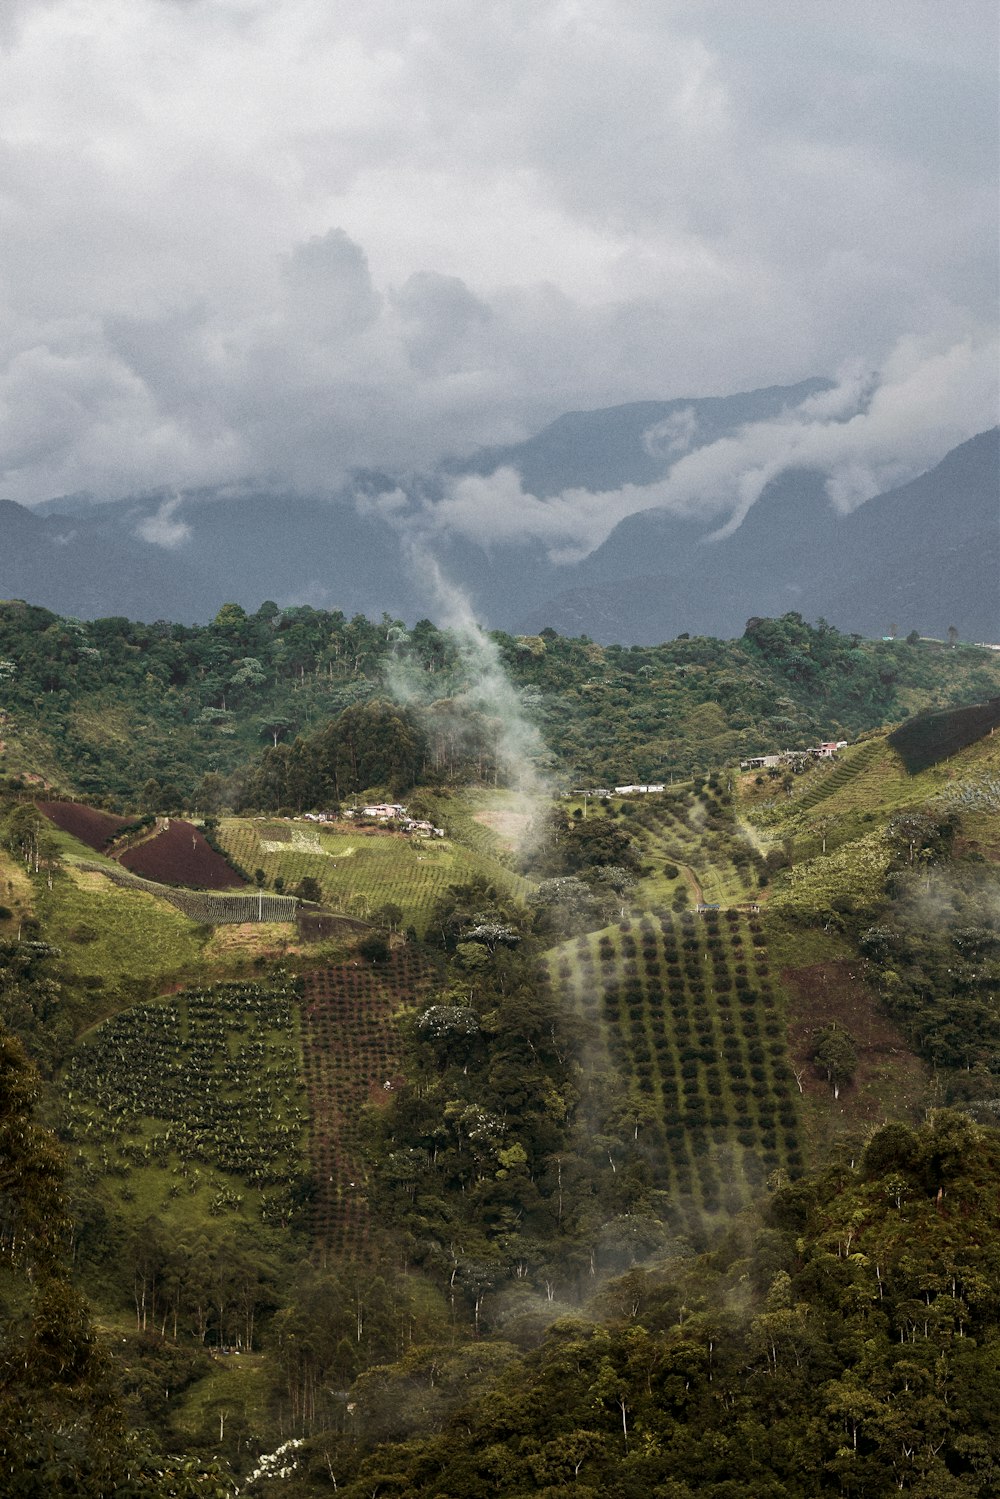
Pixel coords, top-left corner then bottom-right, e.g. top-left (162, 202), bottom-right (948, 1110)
top-left (0, 0), bottom-right (995, 511)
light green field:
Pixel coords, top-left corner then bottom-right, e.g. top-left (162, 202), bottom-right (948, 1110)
top-left (750, 728), bottom-right (1000, 866)
top-left (35, 866), bottom-right (207, 993)
top-left (218, 815), bottom-right (531, 934)
top-left (769, 731), bottom-right (1000, 824)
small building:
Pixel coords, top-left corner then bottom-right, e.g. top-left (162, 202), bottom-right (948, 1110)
top-left (404, 819), bottom-right (445, 837)
top-left (361, 802), bottom-right (408, 820)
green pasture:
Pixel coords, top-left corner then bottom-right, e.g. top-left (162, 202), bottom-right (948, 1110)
top-left (169, 1353), bottom-right (272, 1448)
top-left (35, 866), bottom-right (207, 996)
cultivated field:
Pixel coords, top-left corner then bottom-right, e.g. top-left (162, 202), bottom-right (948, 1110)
top-left (120, 819), bottom-right (247, 888)
top-left (300, 948), bottom-right (441, 1253)
top-left (38, 799), bottom-right (130, 850)
top-left (546, 907), bottom-right (803, 1233)
top-left (62, 979), bottom-right (309, 1232)
top-left (217, 817), bottom-right (529, 934)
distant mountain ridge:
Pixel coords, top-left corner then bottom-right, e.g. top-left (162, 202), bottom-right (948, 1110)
top-left (520, 429), bottom-right (1000, 642)
top-left (0, 379), bottom-right (995, 642)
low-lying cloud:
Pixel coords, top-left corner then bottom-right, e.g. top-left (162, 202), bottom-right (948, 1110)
top-left (389, 545), bottom-right (550, 805)
top-left (415, 333), bottom-right (998, 562)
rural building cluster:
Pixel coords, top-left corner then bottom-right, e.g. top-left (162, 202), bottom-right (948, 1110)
top-left (570, 782), bottom-right (667, 799)
top-left (305, 804), bottom-right (445, 836)
top-left (740, 740), bottom-right (848, 771)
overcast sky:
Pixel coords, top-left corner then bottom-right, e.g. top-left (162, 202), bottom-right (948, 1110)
top-left (1, 0), bottom-right (997, 539)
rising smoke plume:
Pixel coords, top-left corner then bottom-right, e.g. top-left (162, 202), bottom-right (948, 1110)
top-left (386, 542), bottom-right (552, 844)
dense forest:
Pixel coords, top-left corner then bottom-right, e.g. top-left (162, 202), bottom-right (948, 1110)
top-left (1, 603), bottom-right (999, 1495)
top-left (3, 598), bottom-right (999, 805)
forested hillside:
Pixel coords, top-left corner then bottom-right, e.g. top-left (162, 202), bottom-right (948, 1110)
top-left (1, 604), bottom-right (999, 1495)
top-left (2, 599), bottom-right (999, 803)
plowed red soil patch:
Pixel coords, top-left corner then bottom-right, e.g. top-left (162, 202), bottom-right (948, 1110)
top-left (38, 800), bottom-right (129, 851)
top-left (783, 959), bottom-right (927, 1139)
top-left (119, 820), bottom-right (245, 889)
top-left (300, 949), bottom-right (440, 1256)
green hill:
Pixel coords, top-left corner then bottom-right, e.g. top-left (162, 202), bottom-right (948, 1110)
top-left (1, 609), bottom-right (999, 1494)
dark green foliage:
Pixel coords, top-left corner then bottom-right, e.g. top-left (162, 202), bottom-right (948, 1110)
top-left (2, 603), bottom-right (1000, 1489)
top-left (861, 866), bottom-right (1000, 1079)
top-left (811, 1024), bottom-right (857, 1098)
top-left (888, 698), bottom-right (1000, 774)
top-left (0, 1026), bottom-right (237, 1496)
top-left (358, 934), bottom-right (391, 963)
top-left (301, 1111), bottom-right (1000, 1498)
top-left (293, 874), bottom-right (323, 903)
top-left (239, 699), bottom-right (426, 809)
top-left (3, 601), bottom-right (997, 804)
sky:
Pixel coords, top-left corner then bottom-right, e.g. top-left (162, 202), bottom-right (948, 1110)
top-left (1, 0), bottom-right (997, 554)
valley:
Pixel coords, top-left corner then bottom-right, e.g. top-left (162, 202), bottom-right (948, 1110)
top-left (1, 607), bottom-right (999, 1496)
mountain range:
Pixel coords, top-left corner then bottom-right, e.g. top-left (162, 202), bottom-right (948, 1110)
top-left (1, 378), bottom-right (996, 642)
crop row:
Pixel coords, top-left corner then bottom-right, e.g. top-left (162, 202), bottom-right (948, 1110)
top-left (217, 817), bottom-right (525, 934)
top-left (625, 792), bottom-right (760, 906)
top-left (63, 980), bottom-right (309, 1222)
top-left (300, 949), bottom-right (439, 1254)
top-left (546, 908), bottom-right (802, 1226)
top-left (794, 740), bottom-right (882, 811)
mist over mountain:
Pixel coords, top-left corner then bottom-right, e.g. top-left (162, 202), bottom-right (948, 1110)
top-left (519, 427), bottom-right (1000, 642)
top-left (1, 383), bottom-right (996, 643)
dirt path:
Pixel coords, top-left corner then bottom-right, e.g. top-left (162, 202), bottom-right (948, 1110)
top-left (109, 816), bottom-right (168, 861)
top-left (679, 862), bottom-right (703, 904)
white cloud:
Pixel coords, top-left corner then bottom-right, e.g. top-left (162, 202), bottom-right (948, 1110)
top-left (134, 494), bottom-right (192, 548)
top-left (0, 1), bottom-right (993, 506)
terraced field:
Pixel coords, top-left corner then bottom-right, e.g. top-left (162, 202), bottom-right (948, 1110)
top-left (754, 728), bottom-right (1000, 866)
top-left (793, 739), bottom-right (883, 811)
top-left (218, 817), bottom-right (529, 934)
top-left (300, 949), bottom-right (441, 1255)
top-left (546, 907), bottom-right (803, 1233)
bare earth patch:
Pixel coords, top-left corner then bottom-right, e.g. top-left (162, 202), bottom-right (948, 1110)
top-left (38, 799), bottom-right (130, 851)
top-left (783, 959), bottom-right (928, 1153)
